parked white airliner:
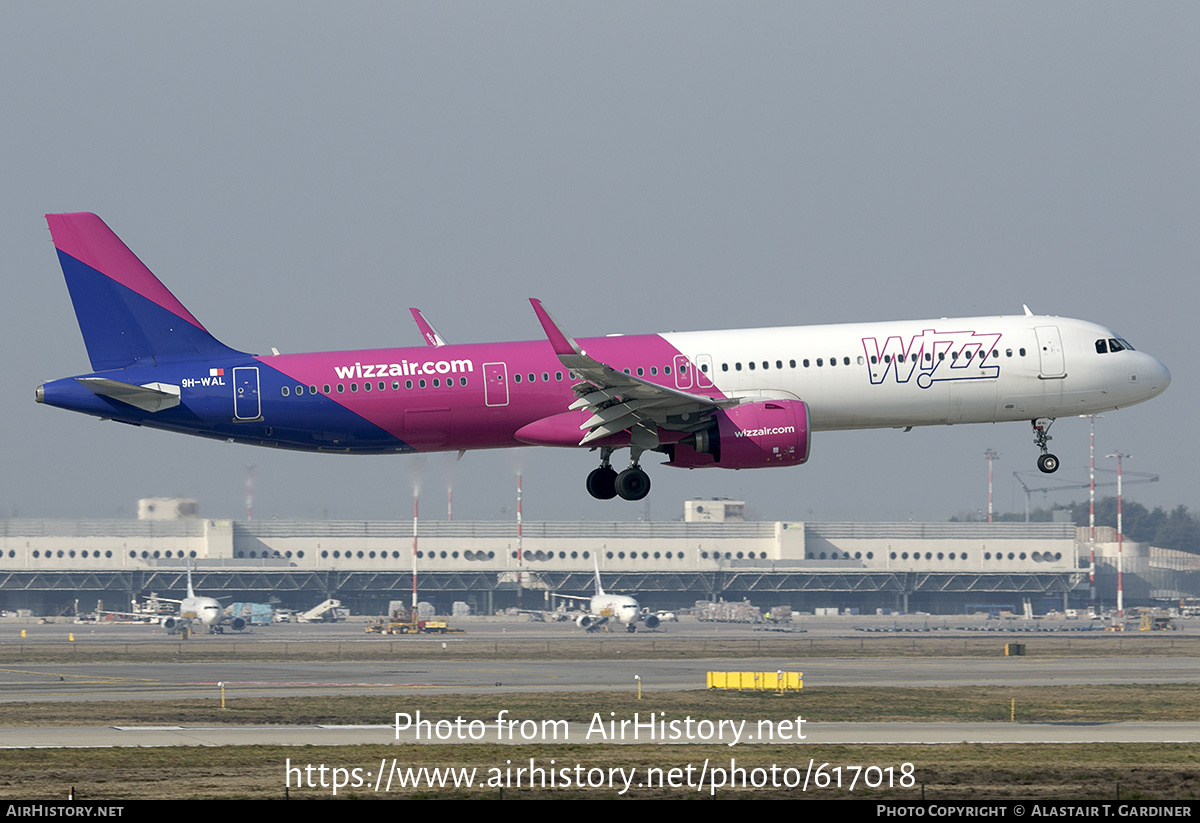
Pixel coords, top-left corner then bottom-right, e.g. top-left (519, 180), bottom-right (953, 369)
top-left (555, 559), bottom-right (659, 633)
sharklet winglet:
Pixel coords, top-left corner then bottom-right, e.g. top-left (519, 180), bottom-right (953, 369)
top-left (409, 308), bottom-right (448, 347)
top-left (529, 298), bottom-right (584, 357)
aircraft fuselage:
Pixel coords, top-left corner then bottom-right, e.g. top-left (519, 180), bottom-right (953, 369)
top-left (36, 213), bottom-right (1170, 500)
top-left (39, 316), bottom-right (1168, 452)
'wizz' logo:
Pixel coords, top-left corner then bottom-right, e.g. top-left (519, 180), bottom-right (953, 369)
top-left (861, 329), bottom-right (1001, 389)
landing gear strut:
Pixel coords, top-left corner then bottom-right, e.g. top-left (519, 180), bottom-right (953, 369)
top-left (1032, 418), bottom-right (1059, 474)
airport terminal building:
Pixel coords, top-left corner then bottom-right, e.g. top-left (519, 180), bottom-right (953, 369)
top-left (2, 505), bottom-right (1189, 616)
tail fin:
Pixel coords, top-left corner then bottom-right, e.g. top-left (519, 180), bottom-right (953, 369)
top-left (186, 559), bottom-right (196, 599)
top-left (45, 213), bottom-right (245, 371)
top-left (592, 554), bottom-right (605, 596)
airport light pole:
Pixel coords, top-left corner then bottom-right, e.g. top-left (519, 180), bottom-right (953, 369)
top-left (1088, 415), bottom-right (1099, 611)
top-left (412, 492), bottom-right (419, 613)
top-left (516, 473), bottom-right (523, 610)
top-left (984, 449), bottom-right (999, 523)
top-left (245, 465), bottom-right (255, 521)
top-left (1106, 452), bottom-right (1128, 616)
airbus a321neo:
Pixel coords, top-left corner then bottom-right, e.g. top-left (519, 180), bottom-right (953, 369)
top-left (37, 213), bottom-right (1170, 501)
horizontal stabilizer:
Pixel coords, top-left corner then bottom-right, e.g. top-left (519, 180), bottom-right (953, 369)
top-left (77, 378), bottom-right (181, 412)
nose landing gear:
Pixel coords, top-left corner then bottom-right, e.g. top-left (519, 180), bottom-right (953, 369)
top-left (1032, 418), bottom-right (1059, 474)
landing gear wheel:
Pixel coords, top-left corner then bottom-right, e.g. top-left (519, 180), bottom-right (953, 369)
top-left (586, 466), bottom-right (618, 500)
top-left (615, 466), bottom-right (651, 501)
top-left (626, 624), bottom-right (637, 633)
top-left (1037, 453), bottom-right (1059, 474)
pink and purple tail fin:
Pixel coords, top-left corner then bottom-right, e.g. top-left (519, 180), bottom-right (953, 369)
top-left (45, 213), bottom-right (244, 371)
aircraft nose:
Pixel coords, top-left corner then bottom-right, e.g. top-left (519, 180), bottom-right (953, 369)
top-left (1136, 353), bottom-right (1171, 399)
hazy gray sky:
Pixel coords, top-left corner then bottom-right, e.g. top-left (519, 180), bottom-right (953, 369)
top-left (2, 2), bottom-right (1196, 523)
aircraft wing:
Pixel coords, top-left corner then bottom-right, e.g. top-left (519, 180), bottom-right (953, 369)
top-left (529, 299), bottom-right (738, 446)
top-left (94, 609), bottom-right (156, 620)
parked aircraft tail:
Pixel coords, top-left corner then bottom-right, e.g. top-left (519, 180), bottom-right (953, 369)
top-left (45, 213), bottom-right (245, 371)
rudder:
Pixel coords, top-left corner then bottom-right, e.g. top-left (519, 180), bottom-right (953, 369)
top-left (46, 213), bottom-right (244, 371)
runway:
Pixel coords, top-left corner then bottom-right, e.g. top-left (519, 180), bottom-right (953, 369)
top-left (7, 721), bottom-right (1200, 749)
top-left (1, 655), bottom-right (1198, 703)
top-left (3, 616), bottom-right (1198, 750)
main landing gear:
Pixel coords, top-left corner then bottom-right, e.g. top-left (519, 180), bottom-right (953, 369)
top-left (586, 447), bottom-right (651, 501)
top-left (1032, 418), bottom-right (1059, 474)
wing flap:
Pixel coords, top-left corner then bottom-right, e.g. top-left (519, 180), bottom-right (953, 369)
top-left (528, 298), bottom-right (735, 446)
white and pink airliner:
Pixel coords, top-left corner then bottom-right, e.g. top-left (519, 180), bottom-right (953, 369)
top-left (37, 213), bottom-right (1170, 501)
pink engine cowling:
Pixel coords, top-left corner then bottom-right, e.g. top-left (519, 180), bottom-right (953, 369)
top-left (666, 399), bottom-right (810, 469)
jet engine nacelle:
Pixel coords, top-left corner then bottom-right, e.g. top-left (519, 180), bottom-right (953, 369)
top-left (229, 616), bottom-right (246, 631)
top-left (576, 615), bottom-right (594, 629)
top-left (667, 399), bottom-right (810, 469)
top-left (641, 613), bottom-right (661, 630)
top-left (162, 616), bottom-right (178, 631)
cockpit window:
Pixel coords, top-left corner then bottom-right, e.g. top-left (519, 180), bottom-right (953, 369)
top-left (1097, 337), bottom-right (1135, 354)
